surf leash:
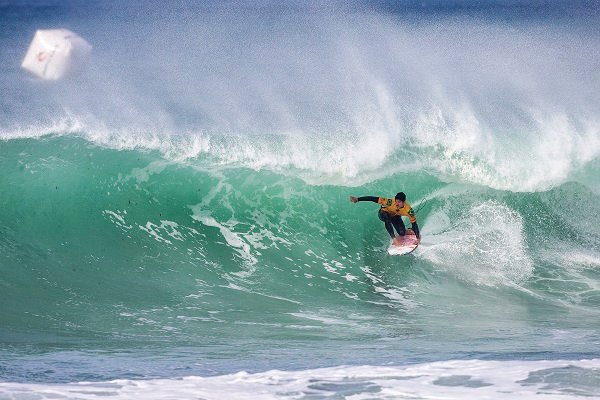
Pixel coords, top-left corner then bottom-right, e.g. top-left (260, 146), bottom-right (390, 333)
top-left (414, 198), bottom-right (429, 215)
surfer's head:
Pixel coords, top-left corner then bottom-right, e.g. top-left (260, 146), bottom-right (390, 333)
top-left (395, 192), bottom-right (406, 206)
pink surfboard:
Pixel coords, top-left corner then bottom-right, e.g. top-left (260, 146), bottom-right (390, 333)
top-left (387, 229), bottom-right (420, 256)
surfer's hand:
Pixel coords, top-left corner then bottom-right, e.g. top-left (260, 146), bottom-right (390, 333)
top-left (350, 196), bottom-right (358, 203)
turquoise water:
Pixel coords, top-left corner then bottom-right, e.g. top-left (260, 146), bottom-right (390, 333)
top-left (1, 0), bottom-right (600, 397)
top-left (1, 134), bottom-right (599, 384)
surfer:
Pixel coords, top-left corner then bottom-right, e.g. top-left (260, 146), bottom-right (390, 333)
top-left (350, 192), bottom-right (420, 245)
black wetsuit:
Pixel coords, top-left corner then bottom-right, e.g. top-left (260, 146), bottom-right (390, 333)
top-left (357, 196), bottom-right (420, 239)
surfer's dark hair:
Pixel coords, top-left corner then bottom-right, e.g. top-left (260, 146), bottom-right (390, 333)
top-left (395, 192), bottom-right (406, 201)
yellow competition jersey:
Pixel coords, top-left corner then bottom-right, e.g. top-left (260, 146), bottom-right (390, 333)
top-left (377, 198), bottom-right (417, 223)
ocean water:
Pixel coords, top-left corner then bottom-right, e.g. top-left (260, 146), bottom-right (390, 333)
top-left (1, 0), bottom-right (600, 398)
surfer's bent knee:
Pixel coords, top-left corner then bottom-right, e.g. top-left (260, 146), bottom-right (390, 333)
top-left (378, 209), bottom-right (390, 222)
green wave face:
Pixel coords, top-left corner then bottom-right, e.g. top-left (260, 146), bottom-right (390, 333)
top-left (2, 136), bottom-right (599, 356)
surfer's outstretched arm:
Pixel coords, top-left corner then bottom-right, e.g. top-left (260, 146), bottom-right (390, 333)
top-left (350, 196), bottom-right (379, 203)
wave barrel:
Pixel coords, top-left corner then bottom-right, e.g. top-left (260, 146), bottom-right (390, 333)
top-left (21, 29), bottom-right (92, 80)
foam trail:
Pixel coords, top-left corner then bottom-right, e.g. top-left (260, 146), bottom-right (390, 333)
top-left (420, 200), bottom-right (533, 286)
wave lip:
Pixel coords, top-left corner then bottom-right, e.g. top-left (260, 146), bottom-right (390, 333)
top-left (3, 1), bottom-right (599, 191)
